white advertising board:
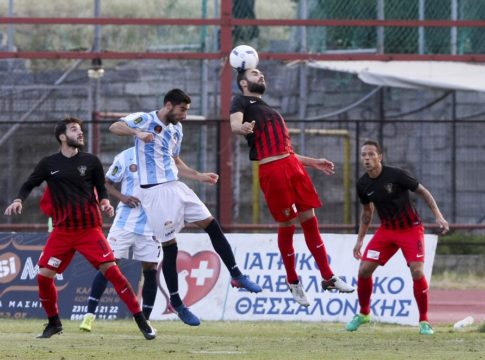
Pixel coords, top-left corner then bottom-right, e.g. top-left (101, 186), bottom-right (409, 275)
top-left (150, 233), bottom-right (437, 325)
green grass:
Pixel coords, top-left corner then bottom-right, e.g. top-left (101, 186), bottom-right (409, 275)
top-left (0, 319), bottom-right (483, 360)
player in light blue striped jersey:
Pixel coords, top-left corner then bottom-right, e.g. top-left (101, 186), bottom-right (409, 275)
top-left (109, 89), bottom-right (262, 326)
top-left (80, 147), bottom-right (161, 332)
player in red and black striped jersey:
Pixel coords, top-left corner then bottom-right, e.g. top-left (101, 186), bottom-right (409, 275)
top-left (17, 148), bottom-right (105, 230)
top-left (346, 140), bottom-right (449, 335)
top-left (4, 117), bottom-right (155, 340)
top-left (230, 68), bottom-right (355, 307)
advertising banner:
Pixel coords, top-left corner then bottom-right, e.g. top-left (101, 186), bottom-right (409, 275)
top-left (0, 232), bottom-right (437, 325)
top-left (0, 233), bottom-right (140, 320)
top-left (151, 233), bottom-right (437, 326)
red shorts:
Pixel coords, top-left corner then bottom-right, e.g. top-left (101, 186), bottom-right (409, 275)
top-left (362, 225), bottom-right (425, 265)
top-left (259, 154), bottom-right (322, 222)
top-left (38, 227), bottom-right (116, 273)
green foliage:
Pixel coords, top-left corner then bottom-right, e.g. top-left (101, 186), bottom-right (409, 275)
top-left (0, 0), bottom-right (296, 70)
top-left (436, 232), bottom-right (485, 255)
top-left (478, 322), bottom-right (485, 333)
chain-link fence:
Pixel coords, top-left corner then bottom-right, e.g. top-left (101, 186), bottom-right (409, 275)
top-left (233, 119), bottom-right (485, 228)
top-left (305, 0), bottom-right (485, 55)
top-left (2, 0), bottom-right (484, 57)
top-left (0, 118), bottom-right (220, 228)
top-left (2, 116), bottom-right (484, 230)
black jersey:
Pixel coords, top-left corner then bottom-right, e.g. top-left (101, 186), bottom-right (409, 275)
top-left (17, 151), bottom-right (108, 230)
top-left (356, 165), bottom-right (422, 230)
top-left (230, 94), bottom-right (293, 161)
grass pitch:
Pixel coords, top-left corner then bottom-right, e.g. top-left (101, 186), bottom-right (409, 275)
top-left (0, 319), bottom-right (483, 360)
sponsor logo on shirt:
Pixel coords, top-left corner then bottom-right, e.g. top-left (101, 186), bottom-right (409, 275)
top-left (134, 117), bottom-right (143, 124)
top-left (366, 250), bottom-right (380, 260)
top-left (47, 256), bottom-right (62, 268)
top-left (111, 166), bottom-right (119, 176)
top-left (164, 221), bottom-right (176, 238)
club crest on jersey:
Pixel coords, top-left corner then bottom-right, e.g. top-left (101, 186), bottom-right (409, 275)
top-left (77, 165), bottom-right (87, 176)
top-left (384, 183), bottom-right (394, 194)
top-left (154, 125), bottom-right (162, 134)
top-left (134, 117), bottom-right (143, 124)
top-left (129, 164), bottom-right (138, 172)
top-left (111, 166), bottom-right (119, 176)
top-left (282, 208), bottom-right (292, 217)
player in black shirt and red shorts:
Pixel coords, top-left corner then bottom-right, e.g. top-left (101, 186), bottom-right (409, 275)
top-left (346, 140), bottom-right (449, 335)
top-left (4, 117), bottom-right (155, 340)
top-left (230, 68), bottom-right (355, 307)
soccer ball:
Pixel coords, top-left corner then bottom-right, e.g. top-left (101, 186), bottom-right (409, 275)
top-left (229, 45), bottom-right (259, 72)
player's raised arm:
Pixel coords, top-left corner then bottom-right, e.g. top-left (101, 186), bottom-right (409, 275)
top-left (174, 156), bottom-right (219, 184)
top-left (295, 154), bottom-right (335, 175)
top-left (109, 121), bottom-right (154, 143)
top-left (230, 112), bottom-right (255, 136)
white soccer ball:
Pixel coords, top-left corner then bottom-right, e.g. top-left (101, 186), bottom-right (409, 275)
top-left (229, 45), bottom-right (259, 72)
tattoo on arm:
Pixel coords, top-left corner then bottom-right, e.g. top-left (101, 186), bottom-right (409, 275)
top-left (361, 213), bottom-right (372, 225)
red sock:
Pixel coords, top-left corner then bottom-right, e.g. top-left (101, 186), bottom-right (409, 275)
top-left (413, 276), bottom-right (429, 322)
top-left (277, 225), bottom-right (298, 284)
top-left (301, 216), bottom-right (333, 280)
top-left (37, 274), bottom-right (58, 317)
top-left (104, 265), bottom-right (141, 315)
top-left (357, 276), bottom-right (373, 315)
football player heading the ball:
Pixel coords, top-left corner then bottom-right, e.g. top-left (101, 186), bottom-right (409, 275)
top-left (230, 44), bottom-right (259, 72)
top-left (230, 66), bottom-right (355, 308)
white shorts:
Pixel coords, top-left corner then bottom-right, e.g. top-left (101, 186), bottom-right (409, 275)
top-left (139, 181), bottom-right (211, 242)
top-left (107, 227), bottom-right (161, 263)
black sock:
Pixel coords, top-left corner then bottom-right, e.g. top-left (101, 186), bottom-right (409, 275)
top-left (48, 314), bottom-right (62, 326)
top-left (205, 219), bottom-right (242, 278)
top-left (162, 242), bottom-right (183, 308)
top-left (142, 269), bottom-right (158, 319)
top-left (87, 271), bottom-right (108, 314)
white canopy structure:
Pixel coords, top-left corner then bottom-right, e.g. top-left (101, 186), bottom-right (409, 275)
top-left (308, 61), bottom-right (485, 92)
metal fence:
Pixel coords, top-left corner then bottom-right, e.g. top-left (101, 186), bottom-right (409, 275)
top-left (2, 118), bottom-right (484, 231)
top-left (1, 0), bottom-right (484, 58)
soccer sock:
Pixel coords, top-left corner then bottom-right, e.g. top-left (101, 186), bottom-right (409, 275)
top-left (87, 271), bottom-right (108, 314)
top-left (37, 274), bottom-right (59, 318)
top-left (413, 276), bottom-right (429, 322)
top-left (103, 265), bottom-right (141, 315)
top-left (301, 216), bottom-right (333, 280)
top-left (205, 219), bottom-right (242, 278)
top-left (357, 276), bottom-right (373, 315)
top-left (277, 225), bottom-right (299, 284)
top-left (141, 269), bottom-right (158, 319)
top-left (162, 242), bottom-right (183, 308)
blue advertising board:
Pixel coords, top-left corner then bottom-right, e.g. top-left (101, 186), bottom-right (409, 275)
top-left (0, 232), bottom-right (141, 320)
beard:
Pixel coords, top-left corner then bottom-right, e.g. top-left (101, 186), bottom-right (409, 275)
top-left (247, 80), bottom-right (266, 94)
top-left (166, 110), bottom-right (179, 125)
top-left (66, 136), bottom-right (84, 148)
